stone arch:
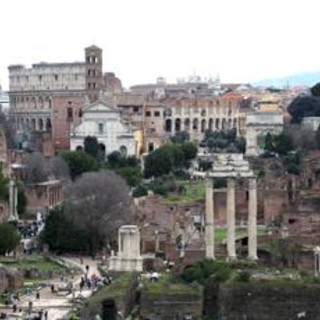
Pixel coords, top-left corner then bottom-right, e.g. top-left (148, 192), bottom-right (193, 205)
top-left (175, 118), bottom-right (181, 132)
top-left (120, 145), bottom-right (127, 156)
top-left (38, 96), bottom-right (44, 108)
top-left (215, 118), bottom-right (220, 130)
top-left (38, 118), bottom-right (44, 131)
top-left (193, 118), bottom-right (199, 131)
top-left (45, 96), bottom-right (52, 109)
top-left (31, 118), bottom-right (36, 130)
top-left (165, 119), bottom-right (172, 132)
top-left (201, 119), bottom-right (206, 132)
top-left (31, 97), bottom-right (37, 109)
top-left (46, 118), bottom-right (52, 131)
top-left (222, 118), bottom-right (227, 130)
top-left (184, 118), bottom-right (190, 131)
top-left (209, 118), bottom-right (213, 131)
top-left (76, 145), bottom-right (83, 151)
top-left (233, 118), bottom-right (237, 129)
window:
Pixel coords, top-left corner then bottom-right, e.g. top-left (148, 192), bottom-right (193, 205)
top-left (67, 107), bottom-right (73, 120)
top-left (38, 75), bottom-right (42, 81)
top-left (54, 74), bottom-right (58, 81)
top-left (148, 142), bottom-right (154, 152)
top-left (98, 123), bottom-right (104, 134)
top-left (154, 111), bottom-right (160, 117)
top-left (145, 111), bottom-right (151, 117)
top-left (133, 106), bottom-right (139, 112)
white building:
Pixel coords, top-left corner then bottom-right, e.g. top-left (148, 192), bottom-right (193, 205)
top-left (70, 96), bottom-right (136, 157)
top-left (246, 111), bottom-right (283, 157)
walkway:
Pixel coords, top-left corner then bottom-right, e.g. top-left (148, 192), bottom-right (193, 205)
top-left (0, 256), bottom-right (101, 320)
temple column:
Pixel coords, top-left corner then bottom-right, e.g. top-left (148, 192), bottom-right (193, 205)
top-left (248, 177), bottom-right (258, 260)
top-left (227, 177), bottom-right (236, 260)
top-left (9, 180), bottom-right (18, 220)
top-left (205, 178), bottom-right (215, 259)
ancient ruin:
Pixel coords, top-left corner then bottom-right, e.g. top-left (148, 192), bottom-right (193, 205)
top-left (108, 225), bottom-right (143, 272)
top-left (193, 153), bottom-right (257, 260)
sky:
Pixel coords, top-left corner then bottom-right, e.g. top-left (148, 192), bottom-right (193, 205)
top-left (0, 0), bottom-right (319, 90)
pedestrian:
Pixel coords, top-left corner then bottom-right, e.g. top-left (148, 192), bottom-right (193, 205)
top-left (51, 284), bottom-right (55, 293)
top-left (12, 304), bottom-right (17, 313)
top-left (85, 265), bottom-right (89, 273)
top-left (44, 310), bottom-right (48, 320)
top-left (36, 291), bottom-right (40, 300)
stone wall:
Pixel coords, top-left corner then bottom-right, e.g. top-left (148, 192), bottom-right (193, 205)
top-left (216, 282), bottom-right (320, 320)
top-left (0, 265), bottom-right (23, 294)
top-left (140, 290), bottom-right (203, 320)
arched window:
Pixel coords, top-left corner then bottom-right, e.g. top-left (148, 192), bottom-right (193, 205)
top-left (67, 107), bottom-right (73, 120)
top-left (165, 119), bottom-right (172, 132)
top-left (175, 118), bottom-right (181, 132)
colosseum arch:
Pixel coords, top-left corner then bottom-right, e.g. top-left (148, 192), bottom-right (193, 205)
top-left (46, 118), bottom-right (52, 131)
top-left (38, 118), bottom-right (44, 131)
top-left (31, 118), bottom-right (36, 130)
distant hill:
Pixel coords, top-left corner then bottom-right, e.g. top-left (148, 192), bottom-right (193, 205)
top-left (253, 71), bottom-right (320, 88)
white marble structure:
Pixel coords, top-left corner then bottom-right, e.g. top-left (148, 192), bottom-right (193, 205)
top-left (302, 117), bottom-right (320, 131)
top-left (108, 225), bottom-right (143, 272)
top-left (246, 112), bottom-right (283, 157)
top-left (9, 179), bottom-right (18, 221)
top-left (193, 153), bottom-right (257, 261)
top-left (70, 96), bottom-right (136, 157)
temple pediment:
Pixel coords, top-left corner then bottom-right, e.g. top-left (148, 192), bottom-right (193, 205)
top-left (84, 98), bottom-right (117, 113)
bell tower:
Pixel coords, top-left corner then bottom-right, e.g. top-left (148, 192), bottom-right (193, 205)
top-left (85, 45), bottom-right (103, 103)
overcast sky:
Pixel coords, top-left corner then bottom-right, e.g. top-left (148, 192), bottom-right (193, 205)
top-left (0, 0), bottom-right (319, 90)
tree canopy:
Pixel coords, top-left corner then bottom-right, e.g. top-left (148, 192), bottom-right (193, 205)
top-left (61, 150), bottom-right (100, 180)
top-left (0, 223), bottom-right (20, 255)
top-left (144, 142), bottom-right (198, 178)
top-left (287, 96), bottom-right (320, 124)
top-left (84, 136), bottom-right (100, 160)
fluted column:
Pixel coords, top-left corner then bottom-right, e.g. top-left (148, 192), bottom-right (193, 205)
top-left (205, 178), bottom-right (215, 259)
top-left (227, 178), bottom-right (236, 260)
top-left (248, 177), bottom-right (258, 260)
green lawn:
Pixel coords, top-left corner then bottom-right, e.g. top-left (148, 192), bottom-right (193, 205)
top-left (143, 273), bottom-right (201, 296)
top-left (164, 181), bottom-right (205, 204)
top-left (215, 227), bottom-right (267, 244)
top-left (0, 254), bottom-right (68, 279)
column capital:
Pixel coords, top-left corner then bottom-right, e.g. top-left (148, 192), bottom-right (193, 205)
top-left (227, 177), bottom-right (235, 188)
top-left (248, 177), bottom-right (257, 189)
top-left (205, 177), bottom-right (213, 188)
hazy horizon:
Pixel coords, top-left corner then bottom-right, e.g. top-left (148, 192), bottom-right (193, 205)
top-left (1, 0), bottom-right (319, 90)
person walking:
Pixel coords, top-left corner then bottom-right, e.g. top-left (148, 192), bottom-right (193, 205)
top-left (36, 291), bottom-right (40, 300)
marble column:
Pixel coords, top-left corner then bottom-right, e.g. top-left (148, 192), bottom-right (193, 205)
top-left (248, 178), bottom-right (258, 260)
top-left (205, 178), bottom-right (215, 259)
top-left (227, 177), bottom-right (236, 260)
top-left (9, 180), bottom-right (18, 220)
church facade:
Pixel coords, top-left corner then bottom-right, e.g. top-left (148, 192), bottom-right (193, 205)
top-left (70, 96), bottom-right (136, 157)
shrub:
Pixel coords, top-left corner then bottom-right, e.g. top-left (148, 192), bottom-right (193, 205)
top-left (235, 271), bottom-right (251, 283)
top-left (132, 185), bottom-right (148, 198)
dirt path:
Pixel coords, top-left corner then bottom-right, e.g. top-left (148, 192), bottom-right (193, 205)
top-left (1, 257), bottom-right (102, 320)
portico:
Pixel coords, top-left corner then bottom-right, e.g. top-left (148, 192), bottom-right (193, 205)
top-left (193, 154), bottom-right (257, 261)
